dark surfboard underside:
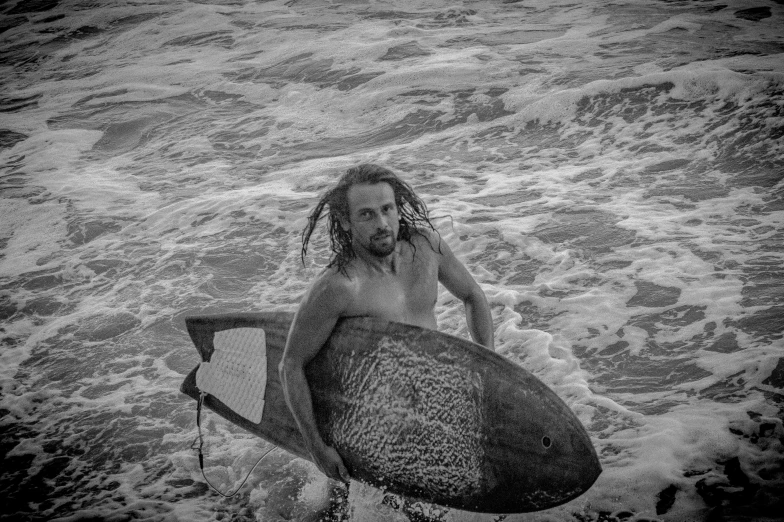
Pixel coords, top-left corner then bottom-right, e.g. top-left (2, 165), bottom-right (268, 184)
top-left (180, 312), bottom-right (601, 513)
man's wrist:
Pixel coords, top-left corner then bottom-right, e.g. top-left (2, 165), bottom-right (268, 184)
top-left (305, 436), bottom-right (328, 457)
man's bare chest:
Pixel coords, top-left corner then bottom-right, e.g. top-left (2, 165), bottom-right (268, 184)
top-left (344, 256), bottom-right (438, 324)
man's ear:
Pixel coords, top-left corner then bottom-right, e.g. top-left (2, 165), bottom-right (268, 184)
top-left (339, 214), bottom-right (350, 232)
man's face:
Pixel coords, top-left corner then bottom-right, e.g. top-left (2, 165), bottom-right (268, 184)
top-left (343, 182), bottom-right (400, 258)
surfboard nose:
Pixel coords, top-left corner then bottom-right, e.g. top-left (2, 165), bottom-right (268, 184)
top-left (552, 413), bottom-right (603, 498)
top-left (477, 366), bottom-right (602, 513)
top-left (478, 420), bottom-right (601, 513)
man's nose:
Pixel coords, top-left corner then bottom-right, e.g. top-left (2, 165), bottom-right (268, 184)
top-left (373, 214), bottom-right (390, 229)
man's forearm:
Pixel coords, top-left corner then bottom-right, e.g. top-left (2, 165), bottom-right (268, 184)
top-left (465, 292), bottom-right (494, 350)
top-left (279, 356), bottom-right (351, 482)
top-left (279, 362), bottom-right (327, 456)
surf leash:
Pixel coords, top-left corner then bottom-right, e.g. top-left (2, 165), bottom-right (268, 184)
top-left (193, 391), bottom-right (278, 498)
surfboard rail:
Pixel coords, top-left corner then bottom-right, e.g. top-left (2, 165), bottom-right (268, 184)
top-left (180, 312), bottom-right (601, 513)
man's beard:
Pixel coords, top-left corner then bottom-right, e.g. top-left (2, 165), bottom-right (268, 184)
top-left (367, 231), bottom-right (396, 257)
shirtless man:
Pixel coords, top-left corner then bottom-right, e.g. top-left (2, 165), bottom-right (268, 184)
top-left (279, 163), bottom-right (494, 484)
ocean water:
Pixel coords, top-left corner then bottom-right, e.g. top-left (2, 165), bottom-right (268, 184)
top-left (1, 0), bottom-right (783, 520)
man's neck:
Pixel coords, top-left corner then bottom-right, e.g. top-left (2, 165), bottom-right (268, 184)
top-left (354, 246), bottom-right (400, 274)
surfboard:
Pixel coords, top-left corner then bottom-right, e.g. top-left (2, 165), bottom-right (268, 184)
top-left (180, 312), bottom-right (601, 513)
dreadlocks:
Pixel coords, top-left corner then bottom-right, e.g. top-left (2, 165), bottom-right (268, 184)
top-left (301, 164), bottom-right (439, 274)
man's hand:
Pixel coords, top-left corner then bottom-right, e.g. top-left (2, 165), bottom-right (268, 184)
top-left (312, 445), bottom-right (351, 483)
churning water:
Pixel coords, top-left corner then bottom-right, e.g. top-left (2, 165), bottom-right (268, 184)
top-left (1, 0), bottom-right (783, 520)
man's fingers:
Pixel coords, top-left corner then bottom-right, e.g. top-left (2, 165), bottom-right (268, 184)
top-left (338, 462), bottom-right (350, 483)
top-left (314, 446), bottom-right (350, 483)
top-left (326, 461), bottom-right (349, 483)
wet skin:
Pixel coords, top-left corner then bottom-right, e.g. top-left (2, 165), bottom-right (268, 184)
top-left (279, 182), bottom-right (493, 483)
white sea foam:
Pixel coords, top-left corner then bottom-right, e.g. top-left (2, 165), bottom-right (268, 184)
top-left (1, 0), bottom-right (782, 520)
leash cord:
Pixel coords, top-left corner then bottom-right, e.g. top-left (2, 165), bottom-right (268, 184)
top-left (193, 392), bottom-right (277, 498)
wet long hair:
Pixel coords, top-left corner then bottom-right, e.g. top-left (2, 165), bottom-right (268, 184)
top-left (301, 164), bottom-right (438, 274)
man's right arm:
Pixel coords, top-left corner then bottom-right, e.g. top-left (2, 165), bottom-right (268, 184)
top-left (279, 274), bottom-right (351, 483)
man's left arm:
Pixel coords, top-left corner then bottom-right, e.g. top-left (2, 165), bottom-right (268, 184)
top-left (433, 233), bottom-right (494, 350)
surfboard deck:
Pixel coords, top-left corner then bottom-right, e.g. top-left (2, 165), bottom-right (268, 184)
top-left (180, 312), bottom-right (601, 513)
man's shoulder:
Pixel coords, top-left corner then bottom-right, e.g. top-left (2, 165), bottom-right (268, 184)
top-left (410, 227), bottom-right (444, 255)
top-left (299, 266), bottom-right (356, 317)
top-left (314, 264), bottom-right (355, 286)
top-left (310, 264), bottom-right (358, 297)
